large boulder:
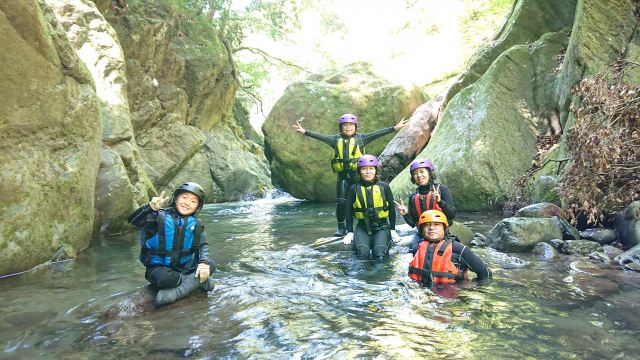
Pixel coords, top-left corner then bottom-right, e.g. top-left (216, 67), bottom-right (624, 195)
top-left (262, 62), bottom-right (425, 202)
top-left (487, 217), bottom-right (563, 252)
top-left (514, 203), bottom-right (565, 219)
top-left (556, 0), bottom-right (638, 126)
top-left (46, 0), bottom-right (153, 235)
top-left (203, 126), bottom-right (271, 202)
top-left (106, 2), bottom-right (270, 204)
top-left (391, 30), bottom-right (570, 210)
top-left (444, 0), bottom-right (577, 106)
top-left (0, 1), bottom-right (101, 275)
top-left (615, 201), bottom-right (640, 249)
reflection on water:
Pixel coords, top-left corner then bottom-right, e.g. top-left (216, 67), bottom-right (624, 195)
top-left (1, 198), bottom-right (640, 359)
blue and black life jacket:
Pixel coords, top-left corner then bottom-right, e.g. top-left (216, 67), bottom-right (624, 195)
top-left (139, 209), bottom-right (203, 270)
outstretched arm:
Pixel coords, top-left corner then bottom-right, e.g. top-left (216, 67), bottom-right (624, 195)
top-left (292, 117), bottom-right (337, 147)
top-left (360, 118), bottom-right (407, 145)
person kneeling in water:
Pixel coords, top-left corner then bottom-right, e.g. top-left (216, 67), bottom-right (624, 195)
top-left (343, 155), bottom-right (401, 261)
top-left (409, 210), bottom-right (491, 287)
top-left (128, 182), bottom-right (215, 307)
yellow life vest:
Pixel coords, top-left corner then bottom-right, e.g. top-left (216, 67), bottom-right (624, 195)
top-left (353, 184), bottom-right (389, 220)
top-left (331, 137), bottom-right (364, 173)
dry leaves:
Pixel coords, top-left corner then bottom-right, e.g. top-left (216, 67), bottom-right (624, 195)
top-left (558, 65), bottom-right (640, 225)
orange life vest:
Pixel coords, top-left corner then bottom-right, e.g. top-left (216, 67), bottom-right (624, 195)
top-left (408, 238), bottom-right (467, 285)
top-left (412, 192), bottom-right (442, 217)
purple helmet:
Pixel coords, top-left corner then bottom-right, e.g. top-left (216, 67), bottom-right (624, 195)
top-left (338, 113), bottom-right (358, 125)
top-left (357, 155), bottom-right (381, 168)
top-left (409, 159), bottom-right (435, 174)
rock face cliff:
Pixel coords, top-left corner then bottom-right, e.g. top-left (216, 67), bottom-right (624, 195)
top-left (0, 0), bottom-right (271, 275)
top-left (47, 0), bottom-right (152, 236)
top-left (392, 0), bottom-right (640, 212)
top-left (262, 63), bottom-right (425, 202)
top-left (105, 1), bottom-right (271, 205)
top-left (0, 1), bottom-right (101, 275)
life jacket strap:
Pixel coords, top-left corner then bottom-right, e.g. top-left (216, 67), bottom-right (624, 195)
top-left (156, 210), bottom-right (167, 257)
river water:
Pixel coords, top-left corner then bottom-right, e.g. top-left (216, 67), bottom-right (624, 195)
top-left (2, 196), bottom-right (640, 359)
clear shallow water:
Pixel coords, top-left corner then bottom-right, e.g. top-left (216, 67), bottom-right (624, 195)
top-left (2, 197), bottom-right (640, 359)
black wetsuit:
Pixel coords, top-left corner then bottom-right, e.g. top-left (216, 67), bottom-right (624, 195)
top-left (127, 204), bottom-right (213, 289)
top-left (404, 183), bottom-right (456, 255)
top-left (345, 180), bottom-right (397, 259)
top-left (304, 127), bottom-right (395, 226)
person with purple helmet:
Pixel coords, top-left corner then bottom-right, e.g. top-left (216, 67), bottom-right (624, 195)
top-left (393, 159), bottom-right (456, 255)
top-left (293, 114), bottom-right (406, 236)
top-left (341, 155), bottom-right (401, 261)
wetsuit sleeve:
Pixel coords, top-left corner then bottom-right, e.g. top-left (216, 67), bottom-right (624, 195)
top-left (437, 184), bottom-right (457, 222)
top-left (127, 204), bottom-right (158, 231)
top-left (384, 182), bottom-right (396, 230)
top-left (404, 193), bottom-right (418, 227)
top-left (304, 130), bottom-right (338, 147)
top-left (454, 242), bottom-right (492, 281)
top-left (359, 127), bottom-right (395, 145)
top-left (345, 185), bottom-right (357, 233)
top-left (198, 229), bottom-right (210, 263)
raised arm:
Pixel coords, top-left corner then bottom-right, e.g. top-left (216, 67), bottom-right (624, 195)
top-left (292, 118), bottom-right (337, 147)
top-left (360, 118), bottom-right (407, 145)
top-left (437, 184), bottom-right (457, 222)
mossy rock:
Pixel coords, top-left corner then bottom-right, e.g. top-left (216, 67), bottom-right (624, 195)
top-left (263, 63), bottom-right (425, 202)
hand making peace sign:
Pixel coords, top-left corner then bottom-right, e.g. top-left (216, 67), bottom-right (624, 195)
top-left (149, 191), bottom-right (170, 211)
top-left (394, 198), bottom-right (408, 216)
top-left (292, 117), bottom-right (306, 134)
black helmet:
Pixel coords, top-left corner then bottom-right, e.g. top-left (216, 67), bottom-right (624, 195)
top-left (173, 182), bottom-right (206, 212)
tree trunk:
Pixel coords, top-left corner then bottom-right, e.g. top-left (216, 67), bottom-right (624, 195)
top-left (379, 96), bottom-right (442, 182)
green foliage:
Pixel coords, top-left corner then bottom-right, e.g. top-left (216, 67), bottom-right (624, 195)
top-left (460, 0), bottom-right (512, 50)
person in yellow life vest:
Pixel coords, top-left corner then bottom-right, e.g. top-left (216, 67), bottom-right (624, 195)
top-left (342, 155), bottom-right (401, 261)
top-left (293, 114), bottom-right (407, 236)
top-left (409, 210), bottom-right (491, 287)
top-left (394, 159), bottom-right (456, 255)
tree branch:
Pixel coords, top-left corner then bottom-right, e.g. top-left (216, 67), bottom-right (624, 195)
top-left (239, 86), bottom-right (265, 116)
top-left (234, 46), bottom-right (310, 72)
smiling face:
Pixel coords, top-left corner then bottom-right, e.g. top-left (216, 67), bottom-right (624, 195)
top-left (341, 122), bottom-right (356, 137)
top-left (359, 165), bottom-right (377, 182)
top-left (175, 191), bottom-right (200, 216)
top-left (420, 221), bottom-right (445, 243)
top-left (412, 167), bottom-right (430, 186)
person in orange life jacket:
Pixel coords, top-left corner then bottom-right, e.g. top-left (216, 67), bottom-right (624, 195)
top-left (408, 210), bottom-right (491, 287)
top-left (293, 114), bottom-right (407, 236)
top-left (394, 159), bottom-right (456, 255)
top-left (127, 182), bottom-right (215, 307)
top-left (342, 155), bottom-right (402, 261)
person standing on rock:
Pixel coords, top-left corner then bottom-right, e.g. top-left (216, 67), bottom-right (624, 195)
top-left (127, 182), bottom-right (215, 307)
top-left (293, 114), bottom-right (407, 236)
top-left (409, 210), bottom-right (491, 287)
top-left (394, 159), bottom-right (456, 255)
top-left (342, 155), bottom-right (401, 261)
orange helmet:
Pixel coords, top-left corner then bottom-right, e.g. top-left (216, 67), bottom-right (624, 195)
top-left (417, 210), bottom-right (449, 228)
